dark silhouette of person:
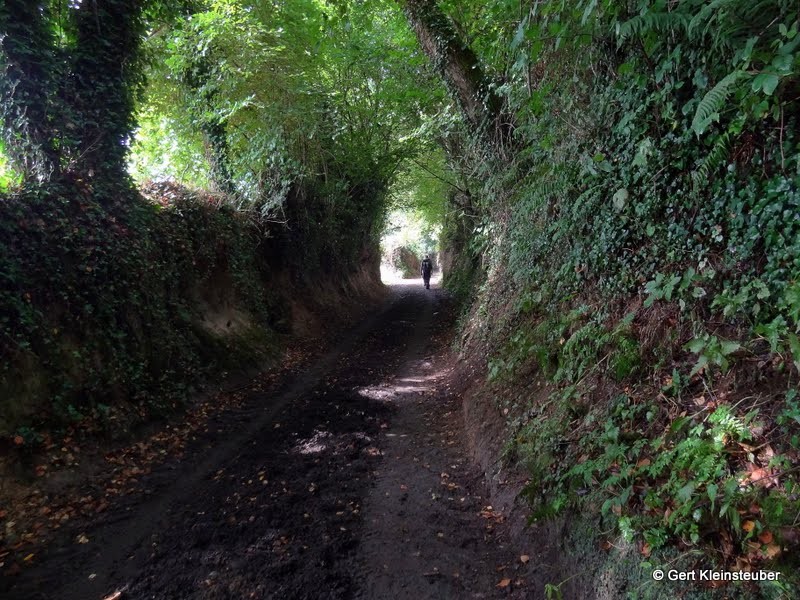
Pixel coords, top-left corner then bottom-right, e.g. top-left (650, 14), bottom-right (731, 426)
top-left (421, 254), bottom-right (433, 289)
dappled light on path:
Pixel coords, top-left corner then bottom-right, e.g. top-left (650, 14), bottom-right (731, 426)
top-left (358, 368), bottom-right (443, 400)
top-left (358, 360), bottom-right (449, 403)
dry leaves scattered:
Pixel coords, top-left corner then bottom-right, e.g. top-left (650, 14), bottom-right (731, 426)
top-left (0, 345), bottom-right (312, 574)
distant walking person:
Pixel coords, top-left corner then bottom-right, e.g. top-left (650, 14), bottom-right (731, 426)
top-left (421, 254), bottom-right (433, 289)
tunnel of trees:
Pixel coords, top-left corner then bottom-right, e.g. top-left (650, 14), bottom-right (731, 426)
top-left (2, 0), bottom-right (800, 593)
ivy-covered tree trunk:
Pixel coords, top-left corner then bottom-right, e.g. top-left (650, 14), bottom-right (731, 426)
top-left (0, 0), bottom-right (60, 182)
top-left (202, 118), bottom-right (236, 195)
top-left (184, 56), bottom-right (236, 196)
top-left (67, 0), bottom-right (146, 184)
top-left (399, 0), bottom-right (511, 154)
top-left (1, 0), bottom-right (149, 187)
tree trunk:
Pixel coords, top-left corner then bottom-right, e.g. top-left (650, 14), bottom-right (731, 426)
top-left (0, 0), bottom-right (60, 182)
top-left (183, 54), bottom-right (236, 196)
top-left (67, 0), bottom-right (146, 184)
top-left (399, 0), bottom-right (510, 154)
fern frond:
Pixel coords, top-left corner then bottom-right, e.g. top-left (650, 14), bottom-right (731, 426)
top-left (691, 70), bottom-right (748, 135)
top-left (687, 0), bottom-right (735, 39)
top-left (617, 11), bottom-right (689, 44)
top-left (692, 132), bottom-right (733, 189)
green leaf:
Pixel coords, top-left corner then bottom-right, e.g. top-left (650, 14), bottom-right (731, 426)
top-left (690, 355), bottom-right (709, 377)
top-left (669, 416), bottom-right (690, 434)
top-left (612, 188), bottom-right (629, 211)
top-left (685, 337), bottom-right (706, 353)
top-left (719, 340), bottom-right (741, 355)
top-left (707, 483), bottom-right (718, 506)
top-left (692, 70), bottom-right (748, 135)
top-left (510, 21), bottom-right (526, 51)
top-left (618, 62), bottom-right (634, 75)
top-left (752, 72), bottom-right (779, 96)
top-left (788, 334), bottom-right (800, 372)
top-left (677, 482), bottom-right (695, 503)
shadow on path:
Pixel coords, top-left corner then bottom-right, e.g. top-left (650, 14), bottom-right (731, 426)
top-left (4, 281), bottom-right (530, 599)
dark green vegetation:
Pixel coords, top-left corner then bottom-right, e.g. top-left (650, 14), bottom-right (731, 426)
top-left (423, 0), bottom-right (800, 595)
top-left (0, 0), bottom-right (446, 436)
top-left (2, 0), bottom-right (800, 596)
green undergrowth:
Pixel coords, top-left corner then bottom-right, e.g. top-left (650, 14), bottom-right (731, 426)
top-left (489, 296), bottom-right (800, 596)
top-left (539, 512), bottom-right (789, 600)
top-left (439, 0), bottom-right (800, 594)
top-left (441, 196), bottom-right (485, 308)
top-left (0, 178), bottom-right (330, 442)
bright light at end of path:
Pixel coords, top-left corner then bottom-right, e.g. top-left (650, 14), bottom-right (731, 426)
top-left (380, 266), bottom-right (442, 287)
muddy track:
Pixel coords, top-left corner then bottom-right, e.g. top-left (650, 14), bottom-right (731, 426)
top-left (4, 283), bottom-right (531, 599)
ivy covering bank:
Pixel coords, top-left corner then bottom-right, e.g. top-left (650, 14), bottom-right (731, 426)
top-left (415, 0), bottom-right (800, 594)
top-left (0, 181), bottom-right (282, 437)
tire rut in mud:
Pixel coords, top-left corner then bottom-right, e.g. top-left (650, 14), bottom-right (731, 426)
top-left (5, 285), bottom-right (526, 600)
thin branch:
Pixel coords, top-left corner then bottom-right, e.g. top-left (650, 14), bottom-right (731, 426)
top-left (409, 158), bottom-right (469, 195)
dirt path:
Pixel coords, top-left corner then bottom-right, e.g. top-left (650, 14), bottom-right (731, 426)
top-left (3, 282), bottom-right (532, 599)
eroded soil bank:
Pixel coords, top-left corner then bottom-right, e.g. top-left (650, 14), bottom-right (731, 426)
top-left (2, 282), bottom-right (537, 599)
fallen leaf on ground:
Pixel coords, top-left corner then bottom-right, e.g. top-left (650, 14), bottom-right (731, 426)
top-left (497, 578), bottom-right (511, 588)
top-left (102, 592), bottom-right (123, 600)
top-left (763, 543), bottom-right (781, 559)
top-left (520, 554), bottom-right (530, 564)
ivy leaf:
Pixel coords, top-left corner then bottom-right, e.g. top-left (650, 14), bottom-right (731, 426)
top-left (612, 188), bottom-right (629, 211)
top-left (772, 53), bottom-right (793, 73)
